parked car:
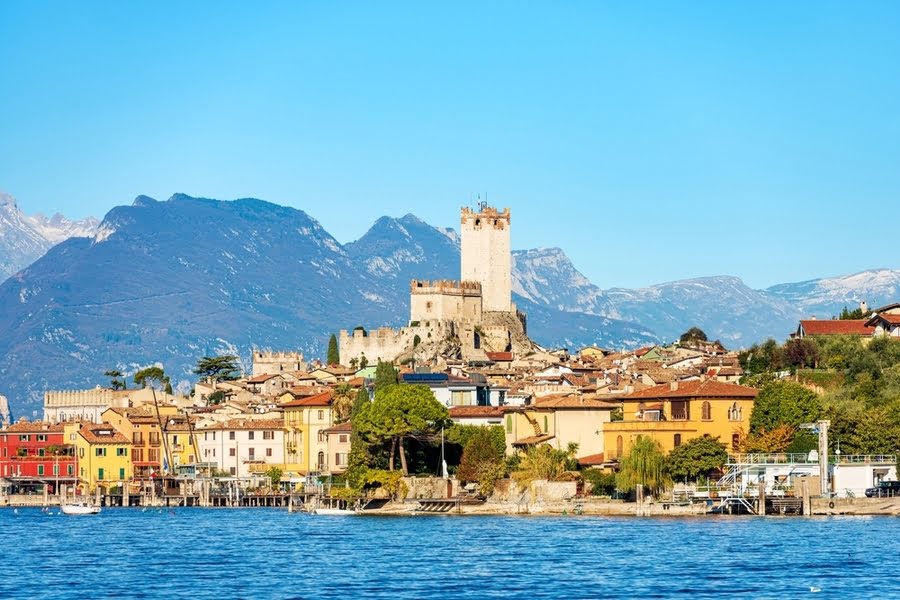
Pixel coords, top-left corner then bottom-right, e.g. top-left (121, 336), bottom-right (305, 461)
top-left (865, 481), bottom-right (900, 497)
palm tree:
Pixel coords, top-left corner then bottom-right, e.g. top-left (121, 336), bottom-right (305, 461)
top-left (332, 384), bottom-right (355, 423)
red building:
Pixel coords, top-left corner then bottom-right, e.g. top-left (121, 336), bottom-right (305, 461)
top-left (0, 421), bottom-right (77, 494)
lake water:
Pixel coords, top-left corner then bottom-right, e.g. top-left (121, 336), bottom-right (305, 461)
top-left (0, 508), bottom-right (893, 598)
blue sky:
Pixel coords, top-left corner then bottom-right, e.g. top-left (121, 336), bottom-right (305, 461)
top-left (2, 1), bottom-right (898, 289)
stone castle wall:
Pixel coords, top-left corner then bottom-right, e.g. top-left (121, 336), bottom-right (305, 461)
top-left (252, 350), bottom-right (307, 376)
top-left (461, 206), bottom-right (511, 313)
top-left (410, 279), bottom-right (483, 324)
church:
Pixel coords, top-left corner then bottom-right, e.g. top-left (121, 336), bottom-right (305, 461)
top-left (339, 204), bottom-right (533, 367)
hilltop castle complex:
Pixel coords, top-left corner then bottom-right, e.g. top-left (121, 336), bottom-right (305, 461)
top-left (339, 205), bottom-right (533, 366)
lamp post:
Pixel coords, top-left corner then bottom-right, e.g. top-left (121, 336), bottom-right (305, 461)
top-left (800, 420), bottom-right (831, 497)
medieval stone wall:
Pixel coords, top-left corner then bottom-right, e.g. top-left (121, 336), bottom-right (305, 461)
top-left (461, 206), bottom-right (511, 313)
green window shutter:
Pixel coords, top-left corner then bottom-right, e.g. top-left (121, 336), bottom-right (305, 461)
top-left (38, 465), bottom-right (44, 475)
top-left (98, 468), bottom-right (105, 480)
top-left (119, 468), bottom-right (125, 479)
top-left (506, 415), bottom-right (512, 434)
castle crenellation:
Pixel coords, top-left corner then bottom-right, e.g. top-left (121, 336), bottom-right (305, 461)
top-left (339, 203), bottom-right (532, 367)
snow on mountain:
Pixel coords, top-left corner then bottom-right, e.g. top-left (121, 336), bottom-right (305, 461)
top-left (0, 190), bottom-right (99, 279)
top-left (767, 269), bottom-right (900, 316)
top-left (512, 247), bottom-right (608, 315)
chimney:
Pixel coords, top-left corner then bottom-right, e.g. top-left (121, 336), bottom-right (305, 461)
top-left (861, 300), bottom-right (869, 314)
top-left (670, 380), bottom-right (679, 391)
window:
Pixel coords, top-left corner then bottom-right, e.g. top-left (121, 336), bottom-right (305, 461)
top-left (450, 391), bottom-right (471, 406)
top-left (229, 448), bottom-right (236, 457)
top-left (248, 431), bottom-right (255, 440)
top-left (133, 448), bottom-right (144, 462)
top-left (95, 448), bottom-right (107, 457)
top-left (19, 435), bottom-right (29, 442)
top-left (266, 448), bottom-right (272, 457)
top-left (674, 434), bottom-right (682, 447)
top-left (172, 435), bottom-right (179, 445)
top-left (229, 431), bottom-right (236, 440)
top-left (701, 401), bottom-right (711, 421)
top-left (248, 448), bottom-right (255, 460)
top-left (38, 449), bottom-right (45, 457)
top-left (229, 467), bottom-right (236, 475)
top-left (728, 403), bottom-right (743, 421)
top-left (339, 434), bottom-right (348, 444)
top-left (98, 468), bottom-right (105, 480)
top-left (616, 436), bottom-right (623, 459)
top-left (671, 401), bottom-right (690, 421)
top-left (318, 410), bottom-right (324, 420)
top-left (37, 434), bottom-right (47, 442)
top-left (53, 464), bottom-right (59, 476)
top-left (318, 431), bottom-right (326, 443)
top-left (149, 432), bottom-right (160, 445)
top-left (38, 465), bottom-right (44, 475)
top-left (732, 433), bottom-right (741, 451)
top-left (79, 448), bottom-right (85, 458)
top-left (119, 468), bottom-right (125, 479)
top-left (336, 452), bottom-right (348, 466)
top-left (148, 449), bottom-right (159, 463)
top-left (506, 415), bottom-right (513, 434)
top-left (116, 447), bottom-right (128, 457)
top-left (133, 432), bottom-right (143, 444)
top-left (317, 451), bottom-right (325, 469)
top-left (263, 431), bottom-right (274, 440)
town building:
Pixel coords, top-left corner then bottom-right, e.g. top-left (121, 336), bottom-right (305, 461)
top-left (196, 418), bottom-right (285, 478)
top-left (322, 421), bottom-right (352, 475)
top-left (280, 391), bottom-right (334, 475)
top-left (603, 379), bottom-right (758, 460)
top-left (0, 421), bottom-right (76, 495)
top-left (252, 350), bottom-right (307, 377)
top-left (65, 422), bottom-right (133, 494)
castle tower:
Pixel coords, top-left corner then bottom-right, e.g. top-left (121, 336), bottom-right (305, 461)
top-left (460, 204), bottom-right (511, 313)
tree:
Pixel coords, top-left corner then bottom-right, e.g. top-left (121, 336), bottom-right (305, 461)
top-left (740, 424), bottom-right (797, 453)
top-left (666, 435), bottom-right (728, 482)
top-left (615, 436), bottom-right (670, 497)
top-left (193, 355), bottom-right (240, 382)
top-left (511, 443), bottom-right (578, 489)
top-left (679, 327), bottom-right (708, 344)
top-left (104, 369), bottom-right (126, 390)
top-left (359, 355), bottom-right (369, 369)
top-left (265, 466), bottom-right (283, 489)
top-left (327, 334), bottom-right (340, 366)
top-left (784, 338), bottom-right (819, 369)
top-left (838, 306), bottom-right (865, 320)
top-left (351, 387), bottom-right (370, 419)
top-left (134, 366), bottom-right (169, 390)
top-left (207, 390), bottom-right (226, 405)
top-left (373, 361), bottom-right (399, 390)
top-left (456, 427), bottom-right (507, 495)
top-left (354, 384), bottom-right (449, 475)
top-left (332, 383), bottom-right (355, 423)
top-left (750, 382), bottom-right (821, 433)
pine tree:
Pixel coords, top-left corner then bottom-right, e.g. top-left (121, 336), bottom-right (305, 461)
top-left (327, 334), bottom-right (340, 366)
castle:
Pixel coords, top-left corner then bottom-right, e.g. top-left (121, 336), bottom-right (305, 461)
top-left (339, 204), bottom-right (532, 366)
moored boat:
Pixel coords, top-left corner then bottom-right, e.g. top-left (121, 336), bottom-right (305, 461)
top-left (313, 508), bottom-right (356, 516)
top-left (61, 503), bottom-right (101, 515)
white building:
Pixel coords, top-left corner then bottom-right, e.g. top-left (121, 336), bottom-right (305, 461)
top-left (197, 418), bottom-right (284, 477)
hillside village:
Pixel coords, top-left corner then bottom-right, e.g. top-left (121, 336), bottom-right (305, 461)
top-left (2, 205), bottom-right (899, 514)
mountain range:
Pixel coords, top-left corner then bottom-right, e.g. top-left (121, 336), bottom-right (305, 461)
top-left (0, 191), bottom-right (99, 280)
top-left (1, 192), bottom-right (899, 416)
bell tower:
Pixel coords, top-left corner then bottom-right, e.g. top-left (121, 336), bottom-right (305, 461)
top-left (460, 203), bottom-right (512, 313)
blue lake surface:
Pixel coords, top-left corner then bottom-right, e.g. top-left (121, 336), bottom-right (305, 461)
top-left (0, 508), bottom-right (893, 599)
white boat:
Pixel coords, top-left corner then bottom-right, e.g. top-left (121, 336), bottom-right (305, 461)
top-left (61, 503), bottom-right (101, 515)
top-left (313, 508), bottom-right (356, 516)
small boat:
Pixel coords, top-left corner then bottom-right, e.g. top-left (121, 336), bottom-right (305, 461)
top-left (61, 503), bottom-right (101, 515)
top-left (313, 508), bottom-right (356, 516)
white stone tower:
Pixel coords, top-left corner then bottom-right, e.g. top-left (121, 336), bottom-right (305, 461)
top-left (460, 204), bottom-right (512, 313)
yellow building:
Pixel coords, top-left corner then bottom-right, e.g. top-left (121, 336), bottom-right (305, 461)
top-left (504, 393), bottom-right (618, 461)
top-left (280, 391), bottom-right (334, 475)
top-left (163, 415), bottom-right (201, 470)
top-left (65, 422), bottom-right (133, 494)
top-left (102, 405), bottom-right (179, 482)
top-left (603, 379), bottom-right (758, 459)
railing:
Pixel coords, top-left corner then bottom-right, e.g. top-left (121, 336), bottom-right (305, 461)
top-left (729, 453), bottom-right (897, 465)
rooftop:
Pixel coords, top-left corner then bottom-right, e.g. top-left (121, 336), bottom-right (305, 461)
top-left (624, 379), bottom-right (758, 400)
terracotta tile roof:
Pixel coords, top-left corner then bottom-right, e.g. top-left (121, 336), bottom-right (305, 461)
top-left (486, 352), bottom-right (513, 362)
top-left (801, 319), bottom-right (873, 336)
top-left (280, 391), bottom-right (333, 408)
top-left (531, 393), bottom-right (620, 409)
top-left (448, 406), bottom-right (505, 418)
top-left (322, 422), bottom-right (353, 434)
top-left (79, 424), bottom-right (131, 445)
top-left (866, 313), bottom-right (900, 326)
top-left (3, 421), bottom-right (66, 433)
top-left (246, 373), bottom-right (281, 384)
top-left (624, 379), bottom-right (758, 400)
top-left (577, 453), bottom-right (606, 467)
top-left (200, 418), bottom-right (284, 431)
